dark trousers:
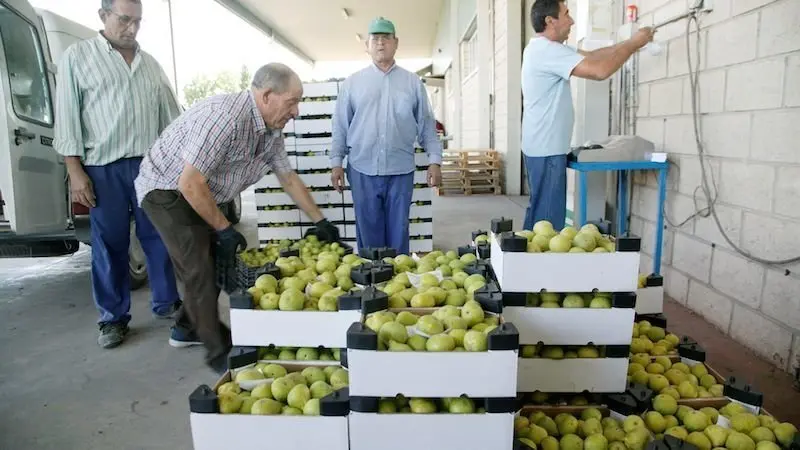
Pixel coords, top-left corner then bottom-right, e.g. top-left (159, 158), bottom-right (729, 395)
top-left (141, 190), bottom-right (231, 364)
top-left (523, 154), bottom-right (568, 231)
top-left (346, 166), bottom-right (414, 255)
top-left (84, 157), bottom-right (179, 325)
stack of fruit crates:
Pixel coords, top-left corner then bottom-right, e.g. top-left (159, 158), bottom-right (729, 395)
top-left (253, 80), bottom-right (435, 252)
top-left (188, 246), bottom-right (387, 450)
top-left (254, 80), bottom-right (345, 242)
top-left (483, 217), bottom-right (641, 394)
top-left (343, 262), bottom-right (521, 450)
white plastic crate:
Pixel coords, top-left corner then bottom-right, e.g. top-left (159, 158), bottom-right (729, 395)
top-left (502, 305), bottom-right (635, 346)
top-left (414, 151), bottom-right (429, 167)
top-left (343, 206), bottom-right (355, 221)
top-left (297, 154), bottom-right (331, 171)
top-left (635, 286), bottom-right (664, 314)
top-left (299, 172), bottom-right (332, 188)
top-left (295, 119), bottom-right (332, 135)
top-left (517, 357), bottom-right (628, 393)
top-left (283, 119), bottom-right (294, 134)
top-left (409, 204), bottom-right (433, 219)
top-left (410, 238), bottom-right (433, 253)
top-left (295, 136), bottom-right (333, 146)
top-left (489, 232), bottom-right (640, 293)
top-left (303, 206), bottom-right (344, 222)
top-left (190, 414), bottom-right (348, 450)
top-left (348, 412), bottom-right (513, 450)
top-left (346, 314), bottom-right (519, 398)
top-left (347, 349), bottom-right (518, 397)
top-left (231, 309), bottom-right (363, 348)
top-left (255, 191), bottom-right (292, 206)
top-left (410, 221), bottom-right (433, 236)
top-left (257, 208), bottom-right (301, 224)
top-left (299, 99), bottom-right (336, 117)
top-left (302, 81), bottom-right (338, 98)
top-left (189, 365), bottom-right (349, 450)
top-left (412, 187), bottom-right (433, 202)
top-left (413, 170), bottom-right (427, 184)
top-left (257, 226), bottom-right (303, 241)
top-left (254, 174), bottom-right (281, 189)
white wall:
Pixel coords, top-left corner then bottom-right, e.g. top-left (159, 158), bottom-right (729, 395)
top-left (432, 0), bottom-right (452, 75)
top-left (630, 0), bottom-right (800, 374)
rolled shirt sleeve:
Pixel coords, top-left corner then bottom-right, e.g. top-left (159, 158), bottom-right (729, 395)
top-left (330, 81), bottom-right (353, 168)
top-left (414, 79), bottom-right (443, 165)
top-left (53, 49), bottom-right (85, 159)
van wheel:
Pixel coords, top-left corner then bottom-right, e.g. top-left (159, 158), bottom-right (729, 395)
top-left (129, 222), bottom-right (148, 290)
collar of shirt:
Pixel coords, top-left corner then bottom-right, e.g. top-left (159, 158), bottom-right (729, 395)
top-left (95, 32), bottom-right (140, 55)
top-left (371, 61), bottom-right (398, 75)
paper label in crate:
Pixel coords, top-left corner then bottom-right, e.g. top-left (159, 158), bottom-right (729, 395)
top-left (726, 397), bottom-right (760, 415)
top-left (405, 269), bottom-right (444, 289)
top-left (680, 357), bottom-right (702, 367)
top-left (406, 325), bottom-right (431, 339)
top-left (230, 364), bottom-right (274, 391)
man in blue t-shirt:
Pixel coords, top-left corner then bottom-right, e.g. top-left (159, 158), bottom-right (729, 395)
top-left (521, 0), bottom-right (654, 230)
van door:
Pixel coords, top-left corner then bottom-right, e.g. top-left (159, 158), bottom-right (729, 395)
top-left (0, 2), bottom-right (68, 236)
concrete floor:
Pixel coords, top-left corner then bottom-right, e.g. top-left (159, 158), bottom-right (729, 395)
top-left (0, 190), bottom-right (796, 449)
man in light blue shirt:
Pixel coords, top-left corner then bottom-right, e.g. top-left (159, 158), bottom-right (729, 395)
top-left (522, 0), bottom-right (653, 230)
top-left (331, 17), bottom-right (442, 255)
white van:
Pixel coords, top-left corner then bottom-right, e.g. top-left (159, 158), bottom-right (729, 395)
top-left (0, 0), bottom-right (242, 287)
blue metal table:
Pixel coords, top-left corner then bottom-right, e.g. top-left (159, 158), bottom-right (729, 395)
top-left (568, 160), bottom-right (669, 275)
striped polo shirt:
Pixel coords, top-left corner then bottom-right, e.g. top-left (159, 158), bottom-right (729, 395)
top-left (134, 91), bottom-right (293, 205)
top-left (53, 33), bottom-right (181, 166)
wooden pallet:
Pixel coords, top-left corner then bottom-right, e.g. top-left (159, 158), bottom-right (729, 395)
top-left (437, 149), bottom-right (503, 196)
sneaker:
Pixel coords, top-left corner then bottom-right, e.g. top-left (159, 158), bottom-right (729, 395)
top-left (153, 300), bottom-right (183, 320)
top-left (168, 326), bottom-right (202, 348)
top-left (98, 322), bottom-right (129, 349)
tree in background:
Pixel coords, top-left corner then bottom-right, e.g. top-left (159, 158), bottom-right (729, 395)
top-left (182, 64), bottom-right (252, 106)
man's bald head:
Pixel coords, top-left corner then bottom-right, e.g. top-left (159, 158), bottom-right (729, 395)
top-left (251, 63), bottom-right (303, 130)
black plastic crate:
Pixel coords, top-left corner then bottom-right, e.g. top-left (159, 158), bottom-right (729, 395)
top-left (235, 256), bottom-right (281, 290)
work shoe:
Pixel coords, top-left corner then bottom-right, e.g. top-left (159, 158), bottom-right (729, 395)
top-left (153, 300), bottom-right (183, 320)
top-left (168, 326), bottom-right (202, 348)
top-left (98, 322), bottom-right (129, 349)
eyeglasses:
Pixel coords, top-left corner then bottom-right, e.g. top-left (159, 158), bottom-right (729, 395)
top-left (369, 34), bottom-right (395, 42)
top-left (104, 9), bottom-right (142, 28)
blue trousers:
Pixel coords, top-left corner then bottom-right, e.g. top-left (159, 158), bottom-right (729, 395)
top-left (346, 167), bottom-right (414, 255)
top-left (84, 157), bottom-right (179, 325)
top-left (523, 154), bottom-right (568, 231)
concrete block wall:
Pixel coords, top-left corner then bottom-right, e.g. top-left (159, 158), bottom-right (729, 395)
top-left (630, 0), bottom-right (800, 373)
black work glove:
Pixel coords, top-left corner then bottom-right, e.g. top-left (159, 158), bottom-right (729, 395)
top-left (216, 225), bottom-right (248, 263)
top-left (312, 218), bottom-right (340, 243)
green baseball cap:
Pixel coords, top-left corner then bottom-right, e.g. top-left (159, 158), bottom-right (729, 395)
top-left (368, 17), bottom-right (396, 35)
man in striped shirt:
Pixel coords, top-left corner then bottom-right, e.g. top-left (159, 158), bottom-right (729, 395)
top-left (135, 63), bottom-right (340, 374)
top-left (331, 17), bottom-right (442, 255)
top-left (53, 0), bottom-right (183, 349)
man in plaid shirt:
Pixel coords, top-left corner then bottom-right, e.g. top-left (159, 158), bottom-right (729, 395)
top-left (135, 63), bottom-right (339, 373)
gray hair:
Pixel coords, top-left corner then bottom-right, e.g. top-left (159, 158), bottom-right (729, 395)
top-left (101, 0), bottom-right (140, 10)
top-left (251, 63), bottom-right (298, 93)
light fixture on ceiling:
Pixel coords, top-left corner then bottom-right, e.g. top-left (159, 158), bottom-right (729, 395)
top-left (342, 8), bottom-right (350, 19)
top-left (355, 33), bottom-right (363, 42)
